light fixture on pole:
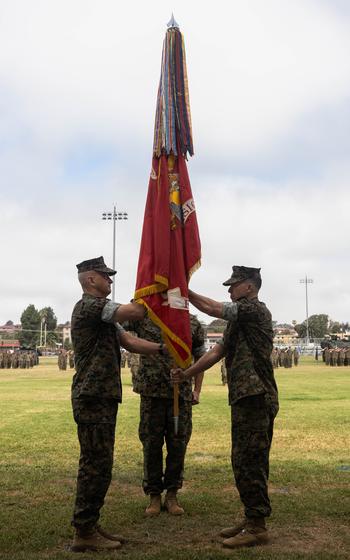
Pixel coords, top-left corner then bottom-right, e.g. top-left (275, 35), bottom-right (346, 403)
top-left (101, 205), bottom-right (128, 301)
top-left (299, 275), bottom-right (314, 344)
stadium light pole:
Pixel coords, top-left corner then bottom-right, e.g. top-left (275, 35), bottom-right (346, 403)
top-left (299, 275), bottom-right (314, 344)
top-left (101, 205), bottom-right (128, 301)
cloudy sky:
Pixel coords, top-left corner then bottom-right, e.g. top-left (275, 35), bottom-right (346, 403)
top-left (1, 0), bottom-right (349, 326)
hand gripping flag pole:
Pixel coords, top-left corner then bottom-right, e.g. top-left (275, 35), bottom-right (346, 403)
top-left (134, 15), bottom-right (201, 434)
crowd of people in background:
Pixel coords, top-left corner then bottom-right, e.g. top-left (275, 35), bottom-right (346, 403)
top-left (57, 349), bottom-right (75, 370)
top-left (271, 347), bottom-right (299, 368)
top-left (3, 344), bottom-right (350, 374)
top-left (321, 346), bottom-right (350, 366)
top-left (0, 350), bottom-right (38, 369)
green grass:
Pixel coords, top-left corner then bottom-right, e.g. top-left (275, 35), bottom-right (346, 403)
top-left (0, 357), bottom-right (349, 559)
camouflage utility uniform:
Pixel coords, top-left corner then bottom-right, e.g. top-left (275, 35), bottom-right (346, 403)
top-left (71, 294), bottom-right (123, 532)
top-left (129, 353), bottom-right (140, 386)
top-left (221, 358), bottom-right (227, 384)
top-left (124, 315), bottom-right (205, 495)
top-left (220, 297), bottom-right (279, 520)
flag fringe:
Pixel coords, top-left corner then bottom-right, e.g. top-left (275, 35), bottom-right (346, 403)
top-left (188, 259), bottom-right (201, 281)
top-left (134, 283), bottom-right (165, 300)
top-left (136, 298), bottom-right (192, 369)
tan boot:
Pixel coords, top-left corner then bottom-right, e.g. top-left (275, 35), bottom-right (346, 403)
top-left (96, 524), bottom-right (127, 543)
top-left (164, 490), bottom-right (184, 515)
top-left (71, 529), bottom-right (122, 552)
top-left (222, 518), bottom-right (269, 549)
top-left (145, 494), bottom-right (161, 516)
top-left (219, 519), bottom-right (247, 538)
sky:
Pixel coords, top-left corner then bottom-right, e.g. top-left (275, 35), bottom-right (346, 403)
top-left (0, 0), bottom-right (349, 326)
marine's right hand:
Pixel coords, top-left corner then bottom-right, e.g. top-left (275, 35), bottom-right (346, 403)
top-left (170, 368), bottom-right (186, 384)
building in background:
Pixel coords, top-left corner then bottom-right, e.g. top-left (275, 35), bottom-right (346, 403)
top-left (56, 321), bottom-right (72, 345)
top-left (273, 324), bottom-right (299, 346)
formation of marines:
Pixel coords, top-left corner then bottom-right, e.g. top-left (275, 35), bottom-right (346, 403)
top-left (220, 358), bottom-right (227, 384)
top-left (120, 350), bottom-right (140, 385)
top-left (271, 346), bottom-right (299, 368)
top-left (58, 349), bottom-right (75, 370)
top-left (322, 346), bottom-right (350, 366)
top-left (0, 350), bottom-right (38, 369)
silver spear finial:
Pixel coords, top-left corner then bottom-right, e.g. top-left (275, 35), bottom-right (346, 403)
top-left (167, 13), bottom-right (180, 29)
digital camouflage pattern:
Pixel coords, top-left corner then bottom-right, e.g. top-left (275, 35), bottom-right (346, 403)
top-left (221, 358), bottom-right (227, 385)
top-left (70, 294), bottom-right (121, 530)
top-left (221, 297), bottom-right (279, 415)
top-left (221, 296), bottom-right (278, 520)
top-left (123, 315), bottom-right (205, 401)
top-left (123, 314), bottom-right (205, 495)
top-left (223, 265), bottom-right (261, 286)
top-left (72, 398), bottom-right (118, 425)
top-left (139, 396), bottom-right (192, 494)
top-left (72, 417), bottom-right (117, 530)
top-left (0, 351), bottom-right (37, 369)
top-left (129, 352), bottom-right (140, 385)
top-left (231, 395), bottom-right (275, 518)
top-left (71, 294), bottom-right (122, 403)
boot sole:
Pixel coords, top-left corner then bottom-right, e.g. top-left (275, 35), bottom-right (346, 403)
top-left (71, 544), bottom-right (122, 552)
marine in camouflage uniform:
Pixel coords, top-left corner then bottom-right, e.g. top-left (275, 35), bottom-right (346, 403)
top-left (293, 347), bottom-right (299, 366)
top-left (12, 352), bottom-right (19, 369)
top-left (271, 348), bottom-right (279, 369)
top-left (70, 256), bottom-right (164, 553)
top-left (221, 358), bottom-right (228, 384)
top-left (172, 265), bottom-right (279, 549)
top-left (338, 348), bottom-right (345, 366)
top-left (120, 350), bottom-right (126, 368)
top-left (19, 352), bottom-right (26, 369)
top-left (324, 347), bottom-right (330, 365)
top-left (123, 315), bottom-right (205, 514)
top-left (129, 352), bottom-right (140, 386)
top-left (68, 350), bottom-right (75, 369)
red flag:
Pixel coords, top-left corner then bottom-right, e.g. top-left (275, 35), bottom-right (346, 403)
top-left (134, 153), bottom-right (201, 368)
top-left (135, 22), bottom-right (200, 369)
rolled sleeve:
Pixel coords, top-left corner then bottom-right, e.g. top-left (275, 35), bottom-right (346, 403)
top-left (115, 323), bottom-right (125, 334)
top-left (222, 302), bottom-right (238, 322)
top-left (102, 301), bottom-right (121, 323)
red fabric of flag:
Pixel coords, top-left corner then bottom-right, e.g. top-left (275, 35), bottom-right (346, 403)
top-left (134, 153), bottom-right (201, 368)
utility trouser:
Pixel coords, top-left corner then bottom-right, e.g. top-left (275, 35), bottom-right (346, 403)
top-left (231, 395), bottom-right (276, 519)
top-left (139, 396), bottom-right (192, 495)
top-left (72, 399), bottom-right (118, 531)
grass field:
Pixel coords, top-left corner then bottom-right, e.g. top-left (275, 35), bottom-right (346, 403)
top-left (0, 357), bottom-right (349, 559)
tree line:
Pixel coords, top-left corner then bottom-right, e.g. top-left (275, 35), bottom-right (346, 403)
top-left (294, 314), bottom-right (349, 339)
top-left (19, 305), bottom-right (59, 348)
top-left (1, 305), bottom-right (71, 349)
top-left (2, 309), bottom-right (349, 348)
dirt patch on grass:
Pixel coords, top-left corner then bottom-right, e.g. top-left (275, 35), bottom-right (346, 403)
top-left (269, 519), bottom-right (349, 555)
top-left (269, 484), bottom-right (300, 494)
top-left (109, 481), bottom-right (143, 497)
top-left (108, 515), bottom-right (349, 557)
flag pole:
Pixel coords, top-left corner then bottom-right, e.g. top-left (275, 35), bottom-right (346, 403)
top-left (173, 383), bottom-right (179, 434)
